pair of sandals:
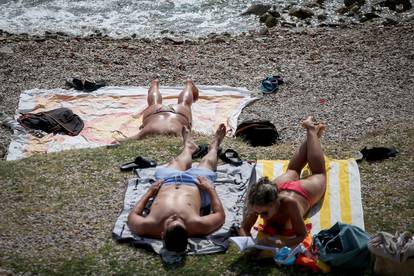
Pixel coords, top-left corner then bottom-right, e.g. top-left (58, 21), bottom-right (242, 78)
top-left (259, 75), bottom-right (284, 94)
top-left (120, 146), bottom-right (243, 172)
top-left (66, 78), bottom-right (107, 92)
top-left (355, 146), bottom-right (398, 162)
top-left (192, 144), bottom-right (243, 166)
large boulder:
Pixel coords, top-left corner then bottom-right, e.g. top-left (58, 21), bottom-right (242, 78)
top-left (288, 6), bottom-right (315, 19)
top-left (260, 13), bottom-right (278, 28)
top-left (240, 4), bottom-right (272, 16)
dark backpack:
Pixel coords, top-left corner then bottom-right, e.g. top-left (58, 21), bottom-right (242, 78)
top-left (17, 107), bottom-right (84, 136)
top-left (235, 120), bottom-right (279, 147)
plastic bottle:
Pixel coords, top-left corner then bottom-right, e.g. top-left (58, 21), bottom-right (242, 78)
top-left (274, 243), bottom-right (306, 266)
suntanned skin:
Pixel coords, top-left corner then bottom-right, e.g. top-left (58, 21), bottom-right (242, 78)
top-left (240, 116), bottom-right (326, 248)
top-left (127, 124), bottom-right (226, 238)
top-left (120, 79), bottom-right (199, 141)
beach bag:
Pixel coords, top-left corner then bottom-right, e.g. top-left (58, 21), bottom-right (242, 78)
top-left (18, 107), bottom-right (84, 136)
top-left (313, 222), bottom-right (371, 270)
top-left (235, 120), bottom-right (279, 147)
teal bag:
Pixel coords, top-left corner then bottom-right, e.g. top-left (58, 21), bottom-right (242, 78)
top-left (313, 222), bottom-right (371, 270)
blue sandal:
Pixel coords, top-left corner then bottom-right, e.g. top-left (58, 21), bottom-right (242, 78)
top-left (260, 75), bottom-right (284, 94)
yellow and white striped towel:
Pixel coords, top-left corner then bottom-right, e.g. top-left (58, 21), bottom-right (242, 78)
top-left (255, 158), bottom-right (364, 235)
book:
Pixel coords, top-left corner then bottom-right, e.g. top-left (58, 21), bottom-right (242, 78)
top-left (229, 236), bottom-right (279, 253)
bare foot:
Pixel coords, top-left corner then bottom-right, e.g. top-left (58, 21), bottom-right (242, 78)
top-left (316, 123), bottom-right (326, 138)
top-left (301, 116), bottom-right (317, 129)
top-left (210, 123), bottom-right (226, 149)
top-left (148, 79), bottom-right (160, 96)
top-left (150, 79), bottom-right (159, 88)
top-left (182, 126), bottom-right (198, 153)
top-left (185, 79), bottom-right (199, 102)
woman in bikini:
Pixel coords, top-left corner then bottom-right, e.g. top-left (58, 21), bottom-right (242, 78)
top-left (239, 116), bottom-right (326, 248)
top-left (118, 79), bottom-right (199, 141)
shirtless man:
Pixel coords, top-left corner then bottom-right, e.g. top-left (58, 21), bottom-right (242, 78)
top-left (240, 116), bottom-right (326, 248)
top-left (120, 79), bottom-right (199, 141)
top-left (127, 124), bottom-right (226, 252)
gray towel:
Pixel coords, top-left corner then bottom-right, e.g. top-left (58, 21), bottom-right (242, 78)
top-left (112, 161), bottom-right (256, 257)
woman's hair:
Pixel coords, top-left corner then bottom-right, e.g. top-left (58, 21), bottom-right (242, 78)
top-left (247, 177), bottom-right (279, 206)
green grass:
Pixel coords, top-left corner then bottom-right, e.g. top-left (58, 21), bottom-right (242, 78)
top-left (0, 121), bottom-right (413, 275)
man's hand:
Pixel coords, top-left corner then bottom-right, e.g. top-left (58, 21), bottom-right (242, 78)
top-left (148, 179), bottom-right (163, 195)
top-left (196, 176), bottom-right (213, 191)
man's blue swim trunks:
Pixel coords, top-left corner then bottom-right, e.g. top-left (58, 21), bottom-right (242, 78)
top-left (155, 166), bottom-right (217, 208)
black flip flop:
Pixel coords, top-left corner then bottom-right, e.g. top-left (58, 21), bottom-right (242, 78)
top-left (120, 156), bottom-right (157, 172)
top-left (66, 78), bottom-right (107, 92)
top-left (360, 146), bottom-right (398, 162)
top-left (192, 144), bottom-right (209, 159)
top-left (219, 149), bottom-right (243, 166)
top-left (83, 79), bottom-right (107, 92)
top-left (66, 78), bottom-right (84, 90)
top-left (192, 144), bottom-right (223, 159)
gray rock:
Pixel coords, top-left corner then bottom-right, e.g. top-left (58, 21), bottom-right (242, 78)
top-left (316, 0), bottom-right (325, 6)
top-left (265, 16), bottom-right (278, 28)
top-left (288, 6), bottom-right (315, 19)
top-left (360, 12), bottom-right (380, 22)
top-left (376, 0), bottom-right (412, 12)
top-left (0, 46), bottom-right (14, 54)
top-left (260, 13), bottom-right (279, 28)
top-left (317, 12), bottom-right (328, 21)
top-left (258, 26), bottom-right (269, 35)
top-left (240, 4), bottom-right (271, 16)
top-left (268, 10), bottom-right (281, 18)
top-left (382, 16), bottom-right (399, 25)
top-left (344, 0), bottom-right (366, 7)
top-left (337, 5), bottom-right (350, 14)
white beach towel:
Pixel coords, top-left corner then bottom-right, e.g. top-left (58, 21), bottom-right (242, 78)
top-left (7, 85), bottom-right (258, 160)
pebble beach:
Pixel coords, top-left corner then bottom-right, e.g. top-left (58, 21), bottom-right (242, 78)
top-left (0, 21), bottom-right (413, 151)
top-left (0, 7), bottom-right (414, 273)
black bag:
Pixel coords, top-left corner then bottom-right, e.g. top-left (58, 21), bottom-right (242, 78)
top-left (17, 107), bottom-right (84, 136)
top-left (235, 120), bottom-right (279, 147)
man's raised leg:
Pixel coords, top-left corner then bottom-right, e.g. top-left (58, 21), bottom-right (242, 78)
top-left (198, 124), bottom-right (226, 171)
top-left (167, 126), bottom-right (199, 171)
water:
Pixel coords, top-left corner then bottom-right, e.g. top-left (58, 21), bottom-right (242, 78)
top-left (0, 0), bottom-right (277, 38)
top-left (0, 0), bottom-right (409, 38)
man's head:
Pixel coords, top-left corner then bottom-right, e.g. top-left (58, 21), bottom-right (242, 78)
top-left (247, 177), bottom-right (280, 219)
top-left (163, 216), bottom-right (188, 252)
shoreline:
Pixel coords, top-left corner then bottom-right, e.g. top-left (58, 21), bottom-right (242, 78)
top-left (1, 22), bottom-right (413, 156)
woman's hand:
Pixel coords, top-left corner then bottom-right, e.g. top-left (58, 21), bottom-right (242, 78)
top-left (256, 238), bottom-right (284, 248)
